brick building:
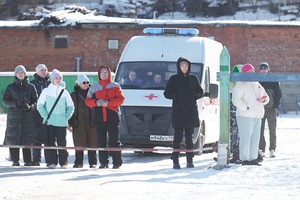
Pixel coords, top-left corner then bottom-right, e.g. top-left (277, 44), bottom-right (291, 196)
top-left (0, 22), bottom-right (299, 73)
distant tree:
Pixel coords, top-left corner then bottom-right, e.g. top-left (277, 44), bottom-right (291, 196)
top-left (8, 0), bottom-right (21, 15)
top-left (186, 0), bottom-right (239, 17)
top-left (0, 0), bottom-right (30, 16)
top-left (186, 0), bottom-right (203, 17)
top-left (0, 0), bottom-right (19, 18)
top-left (0, 0), bottom-right (45, 19)
top-left (153, 0), bottom-right (178, 17)
top-left (228, 0), bottom-right (239, 15)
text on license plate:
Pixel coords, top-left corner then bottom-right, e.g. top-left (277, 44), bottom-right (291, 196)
top-left (150, 135), bottom-right (174, 141)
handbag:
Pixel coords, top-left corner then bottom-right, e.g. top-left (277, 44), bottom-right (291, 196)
top-left (35, 89), bottom-right (64, 144)
top-left (69, 92), bottom-right (80, 128)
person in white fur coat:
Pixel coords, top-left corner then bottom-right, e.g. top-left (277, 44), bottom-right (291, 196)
top-left (232, 63), bottom-right (269, 166)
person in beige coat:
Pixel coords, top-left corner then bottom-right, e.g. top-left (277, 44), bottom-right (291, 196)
top-left (232, 64), bottom-right (269, 166)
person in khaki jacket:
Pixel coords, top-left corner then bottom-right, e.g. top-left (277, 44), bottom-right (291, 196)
top-left (68, 74), bottom-right (97, 168)
top-left (232, 64), bottom-right (269, 166)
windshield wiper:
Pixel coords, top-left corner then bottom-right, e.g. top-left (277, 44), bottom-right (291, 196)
top-left (121, 84), bottom-right (141, 89)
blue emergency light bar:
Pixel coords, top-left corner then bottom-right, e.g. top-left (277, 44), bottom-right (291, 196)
top-left (143, 27), bottom-right (199, 36)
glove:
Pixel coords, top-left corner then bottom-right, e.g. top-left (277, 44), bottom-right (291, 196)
top-left (16, 100), bottom-right (22, 108)
top-left (96, 99), bottom-right (108, 107)
top-left (30, 104), bottom-right (36, 111)
top-left (21, 102), bottom-right (31, 112)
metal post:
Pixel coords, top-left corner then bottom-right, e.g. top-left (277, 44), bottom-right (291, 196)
top-left (135, 0), bottom-right (137, 23)
top-left (214, 46), bottom-right (231, 170)
top-left (75, 57), bottom-right (81, 72)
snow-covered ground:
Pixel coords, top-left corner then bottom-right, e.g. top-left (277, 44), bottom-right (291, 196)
top-left (0, 113), bottom-right (300, 199)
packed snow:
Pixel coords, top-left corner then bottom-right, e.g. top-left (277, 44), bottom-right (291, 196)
top-left (0, 113), bottom-right (300, 200)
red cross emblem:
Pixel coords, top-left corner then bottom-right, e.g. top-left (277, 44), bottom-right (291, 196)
top-left (143, 94), bottom-right (159, 100)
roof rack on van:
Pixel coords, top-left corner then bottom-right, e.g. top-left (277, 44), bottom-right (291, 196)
top-left (143, 27), bottom-right (199, 36)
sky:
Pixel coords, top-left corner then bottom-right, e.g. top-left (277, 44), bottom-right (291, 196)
top-left (0, 113), bottom-right (300, 200)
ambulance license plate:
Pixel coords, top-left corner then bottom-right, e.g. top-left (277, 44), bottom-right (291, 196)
top-left (150, 135), bottom-right (173, 141)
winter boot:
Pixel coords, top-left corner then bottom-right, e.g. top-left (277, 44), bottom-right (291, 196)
top-left (187, 162), bottom-right (194, 168)
top-left (249, 159), bottom-right (262, 166)
top-left (171, 153), bottom-right (180, 169)
top-left (111, 151), bottom-right (123, 169)
top-left (173, 159), bottom-right (180, 169)
top-left (257, 153), bottom-right (264, 163)
top-left (186, 153), bottom-right (194, 168)
top-left (229, 155), bottom-right (241, 164)
top-left (99, 150), bottom-right (109, 168)
top-left (270, 150), bottom-right (276, 158)
top-left (171, 152), bottom-right (180, 169)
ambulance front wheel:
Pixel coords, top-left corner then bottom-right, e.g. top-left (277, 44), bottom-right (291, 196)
top-left (193, 124), bottom-right (205, 155)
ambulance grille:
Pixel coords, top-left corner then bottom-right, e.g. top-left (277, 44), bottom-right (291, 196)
top-left (123, 106), bottom-right (172, 135)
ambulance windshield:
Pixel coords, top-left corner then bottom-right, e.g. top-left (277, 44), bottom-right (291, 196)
top-left (115, 62), bottom-right (203, 89)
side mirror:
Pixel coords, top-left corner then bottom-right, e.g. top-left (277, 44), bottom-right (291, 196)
top-left (206, 84), bottom-right (218, 99)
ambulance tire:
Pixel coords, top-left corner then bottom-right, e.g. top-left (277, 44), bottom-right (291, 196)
top-left (193, 124), bottom-right (205, 155)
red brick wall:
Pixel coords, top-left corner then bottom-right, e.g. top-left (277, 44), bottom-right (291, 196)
top-left (197, 25), bottom-right (300, 73)
top-left (0, 25), bottom-right (299, 73)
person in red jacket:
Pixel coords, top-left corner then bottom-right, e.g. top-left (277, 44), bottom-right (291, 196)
top-left (85, 66), bottom-right (125, 169)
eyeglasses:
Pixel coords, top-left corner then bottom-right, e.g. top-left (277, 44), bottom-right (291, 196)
top-left (82, 81), bottom-right (89, 84)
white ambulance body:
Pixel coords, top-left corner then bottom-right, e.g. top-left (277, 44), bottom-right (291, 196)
top-left (114, 28), bottom-right (223, 152)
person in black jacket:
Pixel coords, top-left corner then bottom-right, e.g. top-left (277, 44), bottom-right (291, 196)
top-left (2, 65), bottom-right (38, 166)
top-left (164, 57), bottom-right (204, 169)
top-left (258, 62), bottom-right (282, 158)
top-left (30, 64), bottom-right (51, 166)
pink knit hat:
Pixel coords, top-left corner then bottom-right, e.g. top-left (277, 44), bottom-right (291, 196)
top-left (241, 63), bottom-right (255, 73)
top-left (51, 69), bottom-right (63, 83)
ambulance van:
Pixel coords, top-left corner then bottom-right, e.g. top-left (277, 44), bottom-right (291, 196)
top-left (114, 27), bottom-right (223, 152)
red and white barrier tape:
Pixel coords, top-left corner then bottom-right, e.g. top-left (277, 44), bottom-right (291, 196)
top-left (0, 144), bottom-right (213, 153)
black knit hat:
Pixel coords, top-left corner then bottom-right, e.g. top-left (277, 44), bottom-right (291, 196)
top-left (259, 62), bottom-right (269, 70)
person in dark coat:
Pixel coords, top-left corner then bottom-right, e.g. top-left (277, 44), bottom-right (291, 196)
top-left (30, 64), bottom-right (51, 166)
top-left (164, 57), bottom-right (204, 169)
top-left (68, 73), bottom-right (98, 168)
top-left (85, 66), bottom-right (125, 169)
top-left (2, 65), bottom-right (38, 166)
top-left (258, 62), bottom-right (282, 158)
